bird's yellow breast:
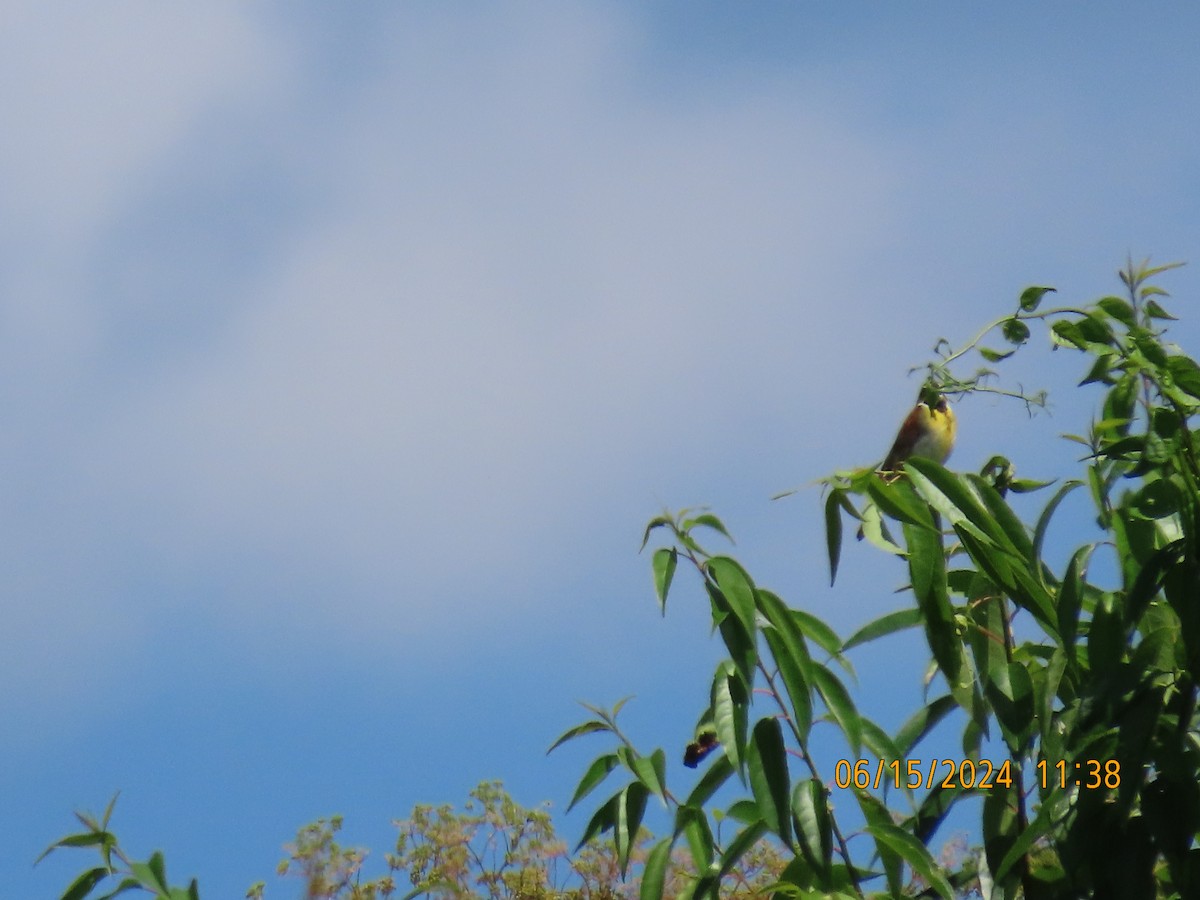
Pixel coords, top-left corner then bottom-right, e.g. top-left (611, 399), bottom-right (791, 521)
top-left (912, 403), bottom-right (956, 463)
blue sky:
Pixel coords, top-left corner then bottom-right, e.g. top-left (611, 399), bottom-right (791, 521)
top-left (6, 3), bottom-right (1200, 896)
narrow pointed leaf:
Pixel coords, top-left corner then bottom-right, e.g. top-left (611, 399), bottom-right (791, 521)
top-left (615, 783), bottom-right (650, 876)
top-left (61, 867), bottom-right (109, 900)
top-left (685, 754), bottom-right (734, 809)
top-left (791, 609), bottom-right (844, 663)
top-left (747, 717), bottom-right (792, 847)
top-left (811, 664), bottom-right (862, 755)
top-left (825, 489), bottom-right (843, 585)
top-left (855, 791), bottom-right (904, 896)
top-left (707, 557), bottom-right (757, 640)
top-left (712, 661), bottom-right (748, 774)
top-left (688, 512), bottom-right (734, 543)
top-left (717, 820), bottom-right (769, 881)
top-left (1032, 481), bottom-right (1083, 577)
top-left (547, 720), bottom-right (610, 754)
top-left (904, 520), bottom-right (960, 686)
top-left (640, 838), bottom-right (673, 900)
top-left (651, 547), bottom-right (677, 613)
top-left (895, 695), bottom-right (957, 756)
top-left (576, 793), bottom-right (619, 851)
top-left (763, 626), bottom-right (813, 742)
top-left (567, 753), bottom-right (620, 811)
top-left (641, 515), bottom-right (672, 551)
top-left (867, 821), bottom-right (954, 900)
top-left (792, 780), bottom-right (833, 877)
top-left (843, 608), bottom-right (923, 651)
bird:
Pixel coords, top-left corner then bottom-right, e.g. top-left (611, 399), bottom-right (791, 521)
top-left (879, 391), bottom-right (957, 475)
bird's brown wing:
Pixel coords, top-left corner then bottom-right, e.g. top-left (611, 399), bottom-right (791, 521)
top-left (881, 405), bottom-right (923, 472)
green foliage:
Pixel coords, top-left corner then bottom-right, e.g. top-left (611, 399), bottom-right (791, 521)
top-left (558, 259), bottom-right (1200, 898)
top-left (37, 794), bottom-right (201, 900)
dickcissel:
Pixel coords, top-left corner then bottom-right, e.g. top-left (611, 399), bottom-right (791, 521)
top-left (879, 390), bottom-right (956, 475)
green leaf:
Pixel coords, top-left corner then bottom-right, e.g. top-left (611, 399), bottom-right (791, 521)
top-left (824, 489), bottom-right (843, 585)
top-left (1019, 285), bottom-right (1056, 312)
top-left (992, 795), bottom-right (1054, 884)
top-left (640, 515), bottom-right (672, 551)
top-left (37, 830), bottom-right (116, 865)
top-left (1087, 592), bottom-right (1124, 674)
top-left (842, 607), bottom-right (923, 651)
top-left (684, 754), bottom-right (734, 809)
top-left (1097, 295), bottom-right (1137, 327)
top-left (1145, 298), bottom-right (1176, 320)
top-left (567, 753), bottom-right (620, 811)
top-left (547, 719), bottom-right (611, 754)
top-left (725, 799), bottom-right (761, 824)
top-left (903, 519), bottom-right (961, 690)
top-left (651, 548), bottom-right (677, 613)
top-left (909, 782), bottom-right (972, 845)
top-left (866, 476), bottom-right (936, 530)
top-left (966, 473), bottom-right (1035, 559)
top-left (640, 838), bottom-right (673, 900)
top-left (687, 512), bottom-right (734, 544)
top-left (857, 502), bottom-right (905, 555)
top-left (1002, 317), bottom-right (1030, 344)
top-left (615, 783), bottom-right (649, 876)
top-left (1126, 539), bottom-right (1186, 630)
top-left (979, 346), bottom-right (1015, 363)
top-left (1051, 319), bottom-right (1086, 350)
top-left (1077, 312), bottom-right (1116, 347)
top-left (1056, 547), bottom-right (1091, 659)
top-left (1132, 327), bottom-right (1169, 367)
top-left (905, 458), bottom-right (1000, 549)
top-left (763, 627), bottom-right (813, 743)
top-left (717, 819), bottom-right (770, 882)
top-left (985, 661), bottom-right (1035, 753)
top-left (1104, 374), bottom-right (1138, 426)
top-left (791, 608), bottom-right (845, 664)
top-left (675, 804), bottom-right (715, 870)
top-left (712, 661), bottom-right (749, 774)
top-left (747, 718), bottom-right (792, 848)
top-left (1150, 406), bottom-right (1182, 439)
top-left (577, 793), bottom-right (618, 850)
top-left (1009, 476), bottom-right (1057, 493)
top-left (61, 867), bottom-right (109, 900)
top-left (617, 746), bottom-right (668, 801)
top-left (130, 857), bottom-right (169, 893)
top-left (1032, 480), bottom-right (1083, 578)
top-left (757, 590), bottom-right (817, 673)
top-left (1138, 259), bottom-right (1186, 280)
top-left (1167, 355), bottom-right (1200, 400)
top-left (895, 695), bottom-right (957, 756)
top-left (853, 791), bottom-right (904, 896)
top-left (791, 780), bottom-right (833, 878)
top-left (705, 556), bottom-right (753, 681)
top-left (1079, 352), bottom-right (1117, 386)
top-left (866, 821), bottom-right (954, 900)
top-left (811, 664), bottom-right (862, 755)
top-left (707, 556), bottom-right (758, 653)
top-left (859, 718), bottom-right (904, 780)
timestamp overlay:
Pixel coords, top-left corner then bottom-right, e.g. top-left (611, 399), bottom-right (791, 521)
top-left (833, 758), bottom-right (1121, 792)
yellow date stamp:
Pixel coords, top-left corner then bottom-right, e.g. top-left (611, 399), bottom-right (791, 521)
top-left (833, 758), bottom-right (1120, 791)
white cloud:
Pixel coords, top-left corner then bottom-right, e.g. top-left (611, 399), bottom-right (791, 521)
top-left (0, 3), bottom-right (289, 243)
top-left (65, 4), bottom-right (897, 640)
